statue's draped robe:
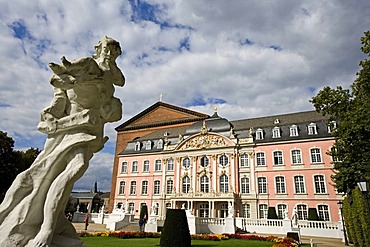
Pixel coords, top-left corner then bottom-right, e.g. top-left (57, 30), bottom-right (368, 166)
top-left (0, 132), bottom-right (96, 247)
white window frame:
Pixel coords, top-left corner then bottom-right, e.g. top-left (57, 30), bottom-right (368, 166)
top-left (145, 140), bottom-right (152, 150)
top-left (153, 180), bottom-right (160, 195)
top-left (318, 204), bottom-right (330, 221)
top-left (119, 181), bottom-right (125, 194)
top-left (155, 159), bottom-right (162, 171)
top-left (121, 161), bottom-right (128, 173)
top-left (167, 158), bottom-right (174, 171)
top-left (277, 204), bottom-right (287, 219)
top-left (242, 203), bottom-right (251, 218)
top-left (183, 157), bottom-right (191, 168)
top-left (297, 204), bottom-right (308, 220)
top-left (241, 177), bottom-right (250, 194)
top-left (291, 149), bottom-right (302, 164)
top-left (290, 124), bottom-right (299, 137)
top-left (141, 180), bottom-right (148, 195)
top-left (132, 161), bottom-right (138, 172)
top-left (308, 123), bottom-right (318, 135)
top-left (200, 156), bottom-right (209, 168)
top-left (200, 175), bottom-right (209, 193)
top-left (130, 181), bottom-right (137, 195)
top-left (259, 204), bottom-right (268, 219)
top-left (220, 174), bottom-right (229, 193)
top-left (256, 128), bottom-right (264, 140)
top-left (219, 155), bottom-right (229, 167)
top-left (272, 126), bottom-right (281, 138)
top-left (182, 176), bottom-right (190, 193)
top-left (273, 150), bottom-right (284, 165)
top-left (256, 152), bottom-right (266, 166)
top-left (257, 177), bottom-right (267, 194)
top-left (310, 148), bottom-right (322, 163)
top-left (314, 175), bottom-right (326, 194)
top-left (135, 141), bottom-right (141, 151)
top-left (275, 176), bottom-right (286, 194)
top-left (294, 175), bottom-right (306, 194)
top-left (157, 139), bottom-right (163, 149)
top-left (166, 179), bottom-right (174, 194)
top-left (143, 160), bottom-right (150, 172)
top-left (240, 153), bottom-right (249, 167)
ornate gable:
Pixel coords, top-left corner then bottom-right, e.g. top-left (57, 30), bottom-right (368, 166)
top-left (177, 132), bottom-right (231, 150)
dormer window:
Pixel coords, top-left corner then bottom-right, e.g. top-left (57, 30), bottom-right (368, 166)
top-left (328, 121), bottom-right (337, 133)
top-left (272, 127), bottom-right (281, 138)
top-left (157, 139), bottom-right (163, 149)
top-left (145, 141), bottom-right (152, 150)
top-left (256, 128), bottom-right (264, 140)
top-left (308, 123), bottom-right (318, 135)
top-left (135, 141), bottom-right (141, 151)
top-left (290, 125), bottom-right (299, 137)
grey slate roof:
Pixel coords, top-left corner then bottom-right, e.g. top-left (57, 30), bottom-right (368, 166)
top-left (119, 110), bottom-right (332, 155)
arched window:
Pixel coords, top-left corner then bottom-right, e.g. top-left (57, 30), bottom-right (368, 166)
top-left (275, 176), bottom-right (286, 194)
top-left (318, 205), bottom-right (330, 221)
top-left (273, 150), bottom-right (284, 165)
top-left (200, 175), bottom-right (209, 193)
top-left (141, 180), bottom-right (148, 195)
top-left (294, 175), bottom-right (306, 194)
top-left (240, 153), bottom-right (249, 167)
top-left (199, 203), bottom-right (209, 218)
top-left (145, 140), bottom-right (152, 150)
top-left (166, 180), bottom-right (174, 194)
top-left (153, 180), bottom-right (160, 195)
top-left (241, 177), bottom-right (250, 194)
top-left (314, 175), bottom-right (326, 193)
top-left (182, 176), bottom-right (190, 193)
top-left (119, 181), bottom-right (125, 194)
top-left (167, 158), bottom-right (174, 171)
top-left (220, 174), bottom-right (229, 193)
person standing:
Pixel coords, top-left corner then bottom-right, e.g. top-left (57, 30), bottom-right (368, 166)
top-left (84, 213), bottom-right (89, 231)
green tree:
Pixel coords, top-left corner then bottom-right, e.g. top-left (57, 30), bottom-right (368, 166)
top-left (0, 131), bottom-right (40, 202)
top-left (311, 31), bottom-right (370, 193)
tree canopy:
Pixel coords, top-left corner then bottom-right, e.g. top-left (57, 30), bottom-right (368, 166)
top-left (311, 31), bottom-right (370, 193)
top-left (0, 131), bottom-right (40, 202)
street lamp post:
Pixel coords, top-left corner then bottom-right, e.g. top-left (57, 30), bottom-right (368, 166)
top-left (357, 176), bottom-right (370, 219)
top-left (337, 201), bottom-right (349, 246)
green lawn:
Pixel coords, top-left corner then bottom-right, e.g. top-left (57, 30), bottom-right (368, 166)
top-left (81, 237), bottom-right (276, 247)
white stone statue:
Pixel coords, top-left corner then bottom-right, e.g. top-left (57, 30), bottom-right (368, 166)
top-left (0, 36), bottom-right (125, 247)
top-left (227, 202), bottom-right (234, 218)
top-left (181, 203), bottom-right (186, 210)
top-left (291, 207), bottom-right (298, 227)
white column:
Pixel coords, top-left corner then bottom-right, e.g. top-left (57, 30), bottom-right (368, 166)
top-left (176, 158), bottom-right (180, 193)
top-left (249, 152), bottom-right (256, 193)
top-left (192, 157), bottom-right (197, 191)
top-left (230, 153), bottom-right (235, 192)
top-left (212, 155), bottom-right (217, 191)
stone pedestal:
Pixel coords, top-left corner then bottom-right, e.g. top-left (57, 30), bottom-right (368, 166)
top-left (186, 210), bottom-right (196, 234)
top-left (224, 217), bottom-right (235, 234)
top-left (145, 215), bottom-right (158, 232)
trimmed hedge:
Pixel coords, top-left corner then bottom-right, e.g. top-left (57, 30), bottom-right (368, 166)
top-left (160, 209), bottom-right (191, 247)
top-left (343, 187), bottom-right (370, 247)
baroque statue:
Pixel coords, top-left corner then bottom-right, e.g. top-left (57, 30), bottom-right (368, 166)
top-left (0, 36), bottom-right (125, 247)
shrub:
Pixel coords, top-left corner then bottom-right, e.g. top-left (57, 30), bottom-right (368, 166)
top-left (160, 209), bottom-right (191, 247)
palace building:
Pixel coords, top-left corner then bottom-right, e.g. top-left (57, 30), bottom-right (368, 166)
top-left (109, 101), bottom-right (341, 222)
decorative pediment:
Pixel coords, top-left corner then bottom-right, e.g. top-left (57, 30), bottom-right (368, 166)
top-left (178, 133), bottom-right (228, 150)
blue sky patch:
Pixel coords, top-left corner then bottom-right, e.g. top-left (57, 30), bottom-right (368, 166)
top-left (179, 37), bottom-right (190, 51)
top-left (9, 20), bottom-right (32, 40)
top-left (270, 45), bottom-right (283, 51)
top-left (308, 87), bottom-right (316, 93)
top-left (240, 38), bottom-right (254, 46)
top-left (129, 0), bottom-right (161, 23)
top-left (186, 97), bottom-right (227, 107)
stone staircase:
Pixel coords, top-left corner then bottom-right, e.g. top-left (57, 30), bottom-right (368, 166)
top-left (118, 220), bottom-right (140, 231)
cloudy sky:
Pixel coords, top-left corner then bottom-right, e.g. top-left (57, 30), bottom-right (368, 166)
top-left (1, 0), bottom-right (369, 192)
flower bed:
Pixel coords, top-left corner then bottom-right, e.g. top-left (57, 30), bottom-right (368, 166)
top-left (78, 231), bottom-right (298, 247)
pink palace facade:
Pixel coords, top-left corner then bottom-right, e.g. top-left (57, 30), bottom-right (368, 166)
top-left (111, 102), bottom-right (341, 222)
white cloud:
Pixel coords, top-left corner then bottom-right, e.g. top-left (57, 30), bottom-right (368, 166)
top-left (0, 0), bottom-right (369, 191)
